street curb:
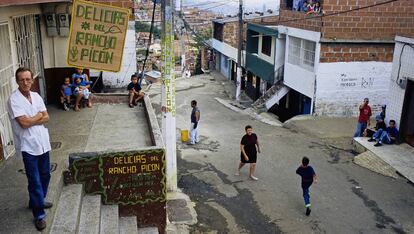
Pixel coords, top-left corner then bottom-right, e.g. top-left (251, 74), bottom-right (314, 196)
top-left (214, 98), bottom-right (282, 127)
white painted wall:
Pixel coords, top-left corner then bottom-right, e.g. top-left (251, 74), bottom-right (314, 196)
top-left (284, 63), bottom-right (315, 98)
top-left (220, 53), bottom-right (230, 79)
top-left (280, 27), bottom-right (320, 104)
top-left (315, 62), bottom-right (392, 117)
top-left (101, 22), bottom-right (137, 88)
top-left (387, 36), bottom-right (414, 127)
top-left (41, 3), bottom-right (72, 68)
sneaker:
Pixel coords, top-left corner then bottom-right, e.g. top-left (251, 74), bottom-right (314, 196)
top-left (35, 219), bottom-right (46, 231)
top-left (63, 103), bottom-right (70, 111)
top-left (306, 207), bottom-right (311, 216)
top-left (129, 103), bottom-right (134, 108)
top-left (29, 201), bottom-right (53, 209)
top-left (234, 171), bottom-right (240, 176)
top-left (374, 142), bottom-right (382, 147)
top-left (249, 176), bottom-right (258, 181)
top-left (367, 138), bottom-right (375, 142)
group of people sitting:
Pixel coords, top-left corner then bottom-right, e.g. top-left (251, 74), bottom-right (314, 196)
top-left (365, 115), bottom-right (399, 147)
top-left (60, 68), bottom-right (92, 111)
top-left (292, 0), bottom-right (321, 14)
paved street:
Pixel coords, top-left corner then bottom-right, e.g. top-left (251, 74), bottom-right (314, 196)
top-left (150, 75), bottom-right (414, 234)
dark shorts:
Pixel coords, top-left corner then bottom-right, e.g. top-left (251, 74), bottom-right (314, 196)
top-left (240, 153), bottom-right (257, 163)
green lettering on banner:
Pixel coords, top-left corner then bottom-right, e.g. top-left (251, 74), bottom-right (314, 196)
top-left (68, 0), bottom-right (129, 72)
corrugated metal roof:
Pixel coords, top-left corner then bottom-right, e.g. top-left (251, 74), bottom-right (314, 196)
top-left (0, 0), bottom-right (70, 7)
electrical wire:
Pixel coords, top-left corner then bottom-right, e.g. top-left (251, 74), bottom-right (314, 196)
top-left (183, 0), bottom-right (236, 8)
top-left (138, 0), bottom-right (157, 86)
top-left (277, 0), bottom-right (400, 24)
top-left (396, 43), bottom-right (414, 86)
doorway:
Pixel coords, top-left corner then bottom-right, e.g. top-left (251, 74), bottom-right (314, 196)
top-left (400, 80), bottom-right (414, 147)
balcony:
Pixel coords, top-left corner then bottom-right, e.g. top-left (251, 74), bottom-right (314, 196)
top-left (246, 52), bottom-right (274, 83)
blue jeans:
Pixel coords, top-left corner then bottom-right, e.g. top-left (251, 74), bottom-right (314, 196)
top-left (22, 151), bottom-right (51, 220)
top-left (373, 129), bottom-right (391, 144)
top-left (302, 186), bottom-right (311, 207)
top-left (353, 122), bottom-right (367, 137)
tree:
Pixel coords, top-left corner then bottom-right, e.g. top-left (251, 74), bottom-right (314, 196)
top-left (135, 22), bottom-right (161, 39)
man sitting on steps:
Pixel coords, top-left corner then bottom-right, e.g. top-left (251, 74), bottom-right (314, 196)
top-left (368, 119), bottom-right (399, 147)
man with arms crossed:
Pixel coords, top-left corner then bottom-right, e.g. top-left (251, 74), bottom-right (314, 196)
top-left (8, 67), bottom-right (52, 231)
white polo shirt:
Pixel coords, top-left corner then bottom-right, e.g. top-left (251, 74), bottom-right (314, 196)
top-left (8, 89), bottom-right (51, 156)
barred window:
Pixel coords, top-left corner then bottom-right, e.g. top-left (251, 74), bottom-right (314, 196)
top-left (13, 14), bottom-right (43, 78)
top-left (0, 23), bottom-right (16, 159)
top-left (288, 36), bottom-right (315, 71)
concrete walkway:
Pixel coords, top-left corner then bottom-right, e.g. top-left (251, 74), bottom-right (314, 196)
top-left (0, 103), bottom-right (150, 233)
top-left (354, 137), bottom-right (414, 183)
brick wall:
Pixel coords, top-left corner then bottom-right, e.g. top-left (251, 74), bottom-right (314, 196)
top-left (321, 0), bottom-right (414, 40)
top-left (320, 43), bottom-right (395, 62)
top-left (222, 21), bottom-right (239, 48)
top-left (278, 10), bottom-right (323, 32)
top-left (278, 0), bottom-right (414, 40)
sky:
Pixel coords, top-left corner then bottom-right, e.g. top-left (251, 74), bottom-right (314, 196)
top-left (181, 0), bottom-right (280, 15)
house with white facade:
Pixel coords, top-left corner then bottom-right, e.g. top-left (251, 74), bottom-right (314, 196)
top-left (387, 36), bottom-right (414, 147)
top-left (244, 0), bottom-right (414, 121)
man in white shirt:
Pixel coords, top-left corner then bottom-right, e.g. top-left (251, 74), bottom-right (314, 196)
top-left (8, 67), bottom-right (52, 231)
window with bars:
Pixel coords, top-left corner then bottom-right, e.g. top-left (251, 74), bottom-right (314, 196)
top-left (0, 23), bottom-right (15, 159)
top-left (12, 14), bottom-right (43, 78)
top-left (288, 36), bottom-right (316, 71)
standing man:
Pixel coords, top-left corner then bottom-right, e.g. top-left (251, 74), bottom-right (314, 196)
top-left (189, 100), bottom-right (200, 145)
top-left (8, 67), bottom-right (52, 231)
top-left (353, 97), bottom-right (372, 137)
top-left (236, 125), bottom-right (261, 181)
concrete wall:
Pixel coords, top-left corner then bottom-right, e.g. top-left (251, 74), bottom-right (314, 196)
top-left (101, 22), bottom-right (137, 88)
top-left (40, 3), bottom-right (71, 69)
top-left (282, 27), bottom-right (320, 99)
top-left (284, 63), bottom-right (315, 98)
top-left (220, 53), bottom-right (230, 79)
top-left (387, 36), bottom-right (414, 127)
top-left (315, 61), bottom-right (392, 117)
top-left (211, 38), bottom-right (238, 62)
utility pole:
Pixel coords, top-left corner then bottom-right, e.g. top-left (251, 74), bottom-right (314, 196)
top-left (180, 0), bottom-right (186, 78)
top-left (236, 0), bottom-right (243, 101)
top-left (161, 0), bottom-right (177, 191)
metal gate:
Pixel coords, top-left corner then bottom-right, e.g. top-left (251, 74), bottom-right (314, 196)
top-left (0, 23), bottom-right (15, 159)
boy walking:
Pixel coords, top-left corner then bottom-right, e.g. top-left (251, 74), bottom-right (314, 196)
top-left (296, 157), bottom-right (317, 216)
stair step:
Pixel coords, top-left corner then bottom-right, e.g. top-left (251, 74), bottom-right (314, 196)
top-left (78, 195), bottom-right (101, 234)
top-left (100, 205), bottom-right (119, 234)
top-left (50, 184), bottom-right (83, 234)
top-left (119, 216), bottom-right (138, 234)
top-left (138, 227), bottom-right (159, 234)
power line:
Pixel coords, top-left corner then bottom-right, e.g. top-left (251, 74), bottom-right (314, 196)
top-left (277, 0), bottom-right (400, 24)
top-left (202, 2), bottom-right (236, 11)
top-left (138, 0), bottom-right (157, 86)
top-left (182, 0), bottom-right (235, 7)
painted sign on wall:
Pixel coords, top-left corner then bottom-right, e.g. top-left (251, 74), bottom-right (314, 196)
top-left (67, 148), bottom-right (166, 232)
top-left (67, 0), bottom-right (130, 72)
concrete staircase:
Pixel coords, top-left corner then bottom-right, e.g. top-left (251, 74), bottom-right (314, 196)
top-left (252, 82), bottom-right (290, 110)
top-left (50, 184), bottom-right (159, 234)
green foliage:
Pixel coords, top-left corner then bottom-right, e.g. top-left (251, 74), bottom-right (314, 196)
top-left (135, 22), bottom-right (161, 39)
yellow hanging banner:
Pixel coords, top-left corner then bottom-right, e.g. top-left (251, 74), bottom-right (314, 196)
top-left (67, 0), bottom-right (130, 72)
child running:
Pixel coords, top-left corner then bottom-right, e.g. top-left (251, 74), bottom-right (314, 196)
top-left (296, 156), bottom-right (317, 216)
